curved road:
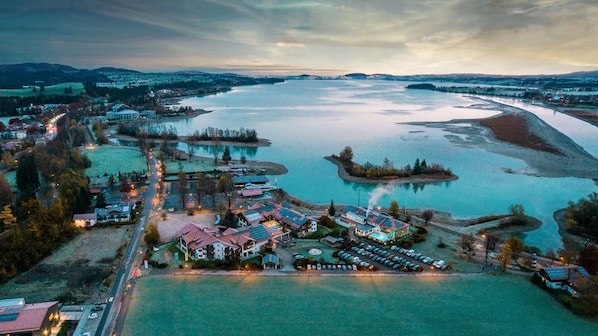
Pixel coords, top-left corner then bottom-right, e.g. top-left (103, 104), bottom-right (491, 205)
top-left (96, 154), bottom-right (158, 336)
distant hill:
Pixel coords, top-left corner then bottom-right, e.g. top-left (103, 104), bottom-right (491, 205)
top-left (0, 63), bottom-right (112, 89)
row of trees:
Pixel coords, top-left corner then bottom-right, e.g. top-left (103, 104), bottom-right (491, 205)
top-left (187, 127), bottom-right (258, 143)
top-left (335, 146), bottom-right (452, 179)
top-left (117, 122), bottom-right (178, 140)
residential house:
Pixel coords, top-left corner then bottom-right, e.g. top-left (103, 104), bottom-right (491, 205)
top-left (94, 202), bottom-right (136, 223)
top-left (536, 266), bottom-right (590, 297)
top-left (72, 213), bottom-right (98, 228)
top-left (0, 298), bottom-right (60, 336)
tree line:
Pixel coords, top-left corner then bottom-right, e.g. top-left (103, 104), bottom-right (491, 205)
top-left (566, 192), bottom-right (598, 238)
top-left (0, 111), bottom-right (91, 283)
top-left (187, 127), bottom-right (258, 143)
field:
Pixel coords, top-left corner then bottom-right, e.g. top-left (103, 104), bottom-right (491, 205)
top-left (122, 274), bottom-right (598, 336)
top-left (0, 226), bottom-right (132, 304)
top-left (0, 82), bottom-right (84, 97)
top-left (82, 146), bottom-right (147, 186)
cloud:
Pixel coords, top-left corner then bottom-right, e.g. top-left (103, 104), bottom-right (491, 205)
top-left (0, 0), bottom-right (596, 74)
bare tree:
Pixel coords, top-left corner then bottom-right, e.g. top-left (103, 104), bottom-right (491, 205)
top-left (422, 209), bottom-right (434, 225)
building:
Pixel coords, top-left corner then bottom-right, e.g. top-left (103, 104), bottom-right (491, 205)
top-left (94, 202), bottom-right (136, 223)
top-left (175, 223), bottom-right (285, 261)
top-left (339, 206), bottom-right (410, 242)
top-left (536, 266), bottom-right (590, 297)
top-left (0, 298), bottom-right (60, 336)
top-left (232, 175), bottom-right (270, 188)
top-left (261, 254), bottom-right (280, 269)
top-left (236, 203), bottom-right (317, 237)
top-left (72, 213), bottom-right (98, 228)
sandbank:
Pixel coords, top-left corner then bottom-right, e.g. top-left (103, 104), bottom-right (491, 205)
top-left (403, 97), bottom-right (598, 181)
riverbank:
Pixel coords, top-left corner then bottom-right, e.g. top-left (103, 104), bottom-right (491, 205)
top-left (324, 156), bottom-right (458, 185)
top-left (404, 98), bottom-right (598, 181)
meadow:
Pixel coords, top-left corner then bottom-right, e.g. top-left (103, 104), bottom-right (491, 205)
top-left (82, 146), bottom-right (147, 186)
top-left (122, 274), bottom-right (598, 336)
top-left (0, 82), bottom-right (83, 97)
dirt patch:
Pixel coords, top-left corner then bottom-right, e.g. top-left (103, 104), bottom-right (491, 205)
top-left (0, 226), bottom-right (132, 304)
top-left (151, 210), bottom-right (219, 243)
top-left (479, 114), bottom-right (562, 155)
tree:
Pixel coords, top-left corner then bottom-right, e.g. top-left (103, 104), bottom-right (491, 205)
top-left (389, 200), bottom-right (399, 218)
top-left (571, 276), bottom-right (598, 316)
top-left (500, 244), bottom-right (513, 270)
top-left (545, 247), bottom-right (557, 266)
top-left (177, 171), bottom-right (189, 208)
top-left (144, 224), bottom-right (160, 247)
top-left (459, 234), bottom-right (475, 258)
top-left (318, 215), bottom-right (336, 229)
top-left (95, 192), bottom-right (107, 209)
top-left (579, 244), bottom-right (598, 275)
top-left (211, 135), bottom-right (222, 165)
top-left (422, 209), bottom-right (434, 225)
top-left (222, 146), bottom-right (231, 164)
top-left (506, 236), bottom-right (524, 254)
top-left (0, 205), bottom-right (17, 232)
top-left (558, 247), bottom-right (578, 265)
top-left (16, 155), bottom-right (40, 200)
top-left (413, 158), bottom-right (421, 175)
top-left (0, 174), bottom-right (13, 206)
top-left (328, 200), bottom-right (336, 217)
top-left (339, 146), bottom-right (353, 164)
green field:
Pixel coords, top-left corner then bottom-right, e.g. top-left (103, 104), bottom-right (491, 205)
top-left (0, 82), bottom-right (84, 97)
top-left (82, 146), bottom-right (147, 185)
top-left (122, 274), bottom-right (597, 336)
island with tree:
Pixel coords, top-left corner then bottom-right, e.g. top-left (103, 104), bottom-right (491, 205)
top-left (325, 146), bottom-right (457, 184)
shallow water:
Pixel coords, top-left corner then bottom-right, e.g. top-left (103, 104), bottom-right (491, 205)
top-left (167, 80), bottom-right (598, 251)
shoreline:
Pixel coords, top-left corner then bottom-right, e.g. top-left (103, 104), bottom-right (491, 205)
top-left (324, 156), bottom-right (458, 185)
top-left (403, 97), bottom-right (598, 181)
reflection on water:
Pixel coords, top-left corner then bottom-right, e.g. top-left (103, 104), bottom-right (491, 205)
top-left (162, 80), bottom-right (598, 251)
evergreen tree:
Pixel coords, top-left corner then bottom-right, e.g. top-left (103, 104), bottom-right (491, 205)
top-left (222, 146), bottom-right (232, 164)
top-left (413, 158), bottom-right (421, 175)
top-left (328, 200), bottom-right (336, 216)
top-left (16, 155), bottom-right (40, 200)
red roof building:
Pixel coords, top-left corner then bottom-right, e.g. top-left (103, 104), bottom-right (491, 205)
top-left (0, 299), bottom-right (60, 336)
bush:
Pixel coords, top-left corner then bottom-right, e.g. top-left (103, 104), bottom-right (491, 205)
top-left (412, 233), bottom-right (426, 243)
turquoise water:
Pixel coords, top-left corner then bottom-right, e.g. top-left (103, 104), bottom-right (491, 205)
top-left (122, 274), bottom-right (598, 336)
top-left (166, 80), bottom-right (598, 250)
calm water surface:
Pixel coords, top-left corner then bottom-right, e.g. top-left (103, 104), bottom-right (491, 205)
top-left (168, 80), bottom-right (598, 251)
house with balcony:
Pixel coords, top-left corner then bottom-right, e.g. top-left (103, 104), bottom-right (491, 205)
top-left (94, 202), bottom-right (136, 223)
top-left (174, 223), bottom-right (285, 261)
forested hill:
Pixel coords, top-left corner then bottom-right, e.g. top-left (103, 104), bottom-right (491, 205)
top-left (0, 63), bottom-right (111, 88)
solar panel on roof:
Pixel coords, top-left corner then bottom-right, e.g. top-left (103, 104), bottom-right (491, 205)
top-left (248, 226), bottom-right (270, 241)
top-left (0, 312), bottom-right (19, 322)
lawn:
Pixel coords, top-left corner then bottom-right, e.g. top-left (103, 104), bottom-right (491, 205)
top-left (0, 82), bottom-right (84, 97)
top-left (82, 146), bottom-right (147, 186)
top-left (122, 274), bottom-right (598, 336)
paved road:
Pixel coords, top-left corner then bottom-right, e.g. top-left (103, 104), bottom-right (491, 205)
top-left (96, 154), bottom-right (158, 336)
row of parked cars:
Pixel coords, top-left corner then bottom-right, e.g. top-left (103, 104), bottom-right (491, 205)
top-left (304, 262), bottom-right (359, 271)
top-left (337, 251), bottom-right (376, 271)
top-left (350, 245), bottom-right (423, 272)
top-left (389, 245), bottom-right (448, 270)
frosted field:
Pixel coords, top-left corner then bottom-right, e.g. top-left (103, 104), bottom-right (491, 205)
top-left (122, 274), bottom-right (597, 336)
top-left (82, 146), bottom-right (147, 185)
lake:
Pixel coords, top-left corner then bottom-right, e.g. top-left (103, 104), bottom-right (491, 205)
top-left (166, 80), bottom-right (598, 251)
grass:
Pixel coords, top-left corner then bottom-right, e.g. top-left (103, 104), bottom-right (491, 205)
top-left (122, 274), bottom-right (598, 336)
top-left (0, 82), bottom-right (84, 97)
top-left (82, 146), bottom-right (147, 185)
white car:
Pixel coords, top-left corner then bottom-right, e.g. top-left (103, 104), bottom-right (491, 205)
top-left (88, 313), bottom-right (98, 319)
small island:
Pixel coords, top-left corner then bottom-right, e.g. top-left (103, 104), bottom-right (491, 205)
top-left (326, 146), bottom-right (458, 184)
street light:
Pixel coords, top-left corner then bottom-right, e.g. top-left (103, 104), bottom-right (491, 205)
top-left (481, 234), bottom-right (489, 264)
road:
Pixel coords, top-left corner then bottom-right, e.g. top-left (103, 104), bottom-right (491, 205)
top-left (96, 154), bottom-right (158, 336)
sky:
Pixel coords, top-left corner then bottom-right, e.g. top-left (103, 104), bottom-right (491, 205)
top-left (1, 0), bottom-right (597, 76)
